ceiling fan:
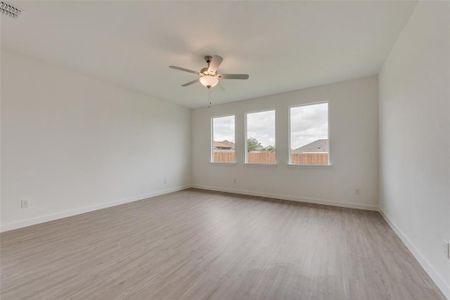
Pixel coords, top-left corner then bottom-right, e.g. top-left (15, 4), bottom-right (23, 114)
top-left (169, 55), bottom-right (249, 89)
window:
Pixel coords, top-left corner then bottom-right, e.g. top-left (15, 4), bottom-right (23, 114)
top-left (289, 102), bottom-right (329, 165)
top-left (211, 115), bottom-right (235, 163)
top-left (245, 110), bottom-right (276, 164)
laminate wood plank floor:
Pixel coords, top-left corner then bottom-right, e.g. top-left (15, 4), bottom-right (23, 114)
top-left (0, 189), bottom-right (445, 300)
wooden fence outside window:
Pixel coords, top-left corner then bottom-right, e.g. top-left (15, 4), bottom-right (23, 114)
top-left (212, 151), bottom-right (329, 165)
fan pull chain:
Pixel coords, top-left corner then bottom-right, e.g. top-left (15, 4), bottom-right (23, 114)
top-left (208, 88), bottom-right (212, 108)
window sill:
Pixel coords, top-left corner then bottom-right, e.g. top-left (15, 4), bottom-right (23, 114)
top-left (244, 162), bottom-right (278, 166)
top-left (210, 161), bottom-right (237, 165)
top-left (287, 163), bottom-right (333, 167)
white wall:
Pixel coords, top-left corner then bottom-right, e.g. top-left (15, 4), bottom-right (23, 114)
top-left (379, 2), bottom-right (450, 298)
top-left (192, 76), bottom-right (379, 210)
top-left (0, 50), bottom-right (191, 231)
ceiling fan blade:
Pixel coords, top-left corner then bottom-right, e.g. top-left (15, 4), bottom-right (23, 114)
top-left (181, 79), bottom-right (199, 87)
top-left (207, 55), bottom-right (223, 74)
top-left (220, 74), bottom-right (249, 80)
top-left (169, 66), bottom-right (198, 74)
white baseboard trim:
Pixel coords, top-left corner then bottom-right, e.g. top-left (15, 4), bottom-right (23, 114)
top-left (0, 185), bottom-right (190, 233)
top-left (379, 209), bottom-right (450, 300)
top-left (191, 184), bottom-right (378, 211)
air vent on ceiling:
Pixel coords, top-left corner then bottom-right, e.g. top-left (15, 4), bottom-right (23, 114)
top-left (1, 1), bottom-right (21, 18)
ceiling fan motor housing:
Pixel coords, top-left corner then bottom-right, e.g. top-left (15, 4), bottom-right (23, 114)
top-left (200, 67), bottom-right (209, 75)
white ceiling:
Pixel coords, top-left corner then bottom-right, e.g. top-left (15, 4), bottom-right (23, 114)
top-left (2, 1), bottom-right (416, 108)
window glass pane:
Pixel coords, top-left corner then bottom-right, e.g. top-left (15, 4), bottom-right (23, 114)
top-left (290, 103), bottom-right (329, 165)
top-left (212, 115), bottom-right (235, 163)
top-left (246, 110), bottom-right (276, 164)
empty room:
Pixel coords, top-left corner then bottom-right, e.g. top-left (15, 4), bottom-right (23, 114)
top-left (1, 1), bottom-right (449, 299)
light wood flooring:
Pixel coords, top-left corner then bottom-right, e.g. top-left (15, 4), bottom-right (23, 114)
top-left (0, 189), bottom-right (445, 300)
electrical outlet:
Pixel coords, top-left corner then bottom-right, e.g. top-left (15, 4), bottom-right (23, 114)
top-left (163, 178), bottom-right (167, 185)
top-left (354, 189), bottom-right (360, 195)
top-left (21, 200), bottom-right (28, 208)
top-left (444, 240), bottom-right (450, 260)
top-left (233, 178), bottom-right (237, 184)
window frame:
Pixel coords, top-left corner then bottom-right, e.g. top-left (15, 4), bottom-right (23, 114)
top-left (210, 114), bottom-right (237, 164)
top-left (244, 109), bottom-right (277, 165)
top-left (288, 101), bottom-right (332, 167)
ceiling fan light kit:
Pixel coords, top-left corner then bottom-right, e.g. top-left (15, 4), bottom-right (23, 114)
top-left (199, 75), bottom-right (219, 88)
top-left (169, 55), bottom-right (249, 89)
